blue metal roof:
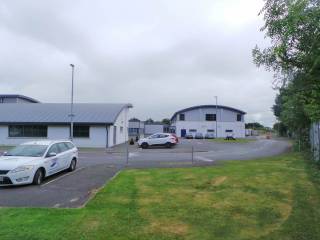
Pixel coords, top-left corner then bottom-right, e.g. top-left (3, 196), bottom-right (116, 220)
top-left (171, 105), bottom-right (246, 121)
top-left (0, 103), bottom-right (132, 125)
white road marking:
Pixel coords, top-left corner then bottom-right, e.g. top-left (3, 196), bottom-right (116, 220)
top-left (70, 198), bottom-right (79, 203)
top-left (41, 167), bottom-right (85, 187)
top-left (196, 156), bottom-right (214, 162)
top-left (129, 152), bottom-right (139, 157)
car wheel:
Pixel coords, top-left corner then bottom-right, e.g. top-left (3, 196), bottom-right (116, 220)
top-left (33, 169), bottom-right (44, 185)
top-left (165, 142), bottom-right (172, 148)
top-left (68, 159), bottom-right (77, 172)
top-left (141, 142), bottom-right (149, 149)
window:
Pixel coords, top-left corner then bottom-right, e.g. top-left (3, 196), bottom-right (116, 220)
top-left (225, 129), bottom-right (233, 133)
top-left (46, 144), bottom-right (59, 157)
top-left (120, 126), bottom-right (124, 133)
top-left (237, 114), bottom-right (242, 122)
top-left (205, 114), bottom-right (216, 121)
top-left (58, 143), bottom-right (69, 153)
top-left (149, 134), bottom-right (160, 139)
top-left (179, 114), bottom-right (185, 121)
top-left (207, 129), bottom-right (215, 132)
top-left (8, 125), bottom-right (47, 138)
top-left (189, 129), bottom-right (197, 132)
top-left (129, 128), bottom-right (139, 134)
top-left (163, 127), bottom-right (170, 133)
top-left (65, 142), bottom-right (75, 150)
top-left (158, 134), bottom-right (169, 138)
top-left (73, 125), bottom-right (90, 138)
top-left (6, 144), bottom-right (48, 157)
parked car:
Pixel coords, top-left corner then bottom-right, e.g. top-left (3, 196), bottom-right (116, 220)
top-left (171, 133), bottom-right (179, 143)
top-left (0, 140), bottom-right (78, 186)
top-left (195, 133), bottom-right (204, 139)
top-left (205, 133), bottom-right (215, 139)
top-left (185, 133), bottom-right (194, 139)
top-left (138, 133), bottom-right (177, 149)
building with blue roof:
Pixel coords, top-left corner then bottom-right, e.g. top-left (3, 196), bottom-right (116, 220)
top-left (0, 95), bottom-right (132, 148)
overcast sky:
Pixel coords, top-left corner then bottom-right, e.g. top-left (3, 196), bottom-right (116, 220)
top-left (0, 0), bottom-right (276, 126)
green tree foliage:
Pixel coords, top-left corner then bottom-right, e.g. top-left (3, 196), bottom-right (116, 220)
top-left (145, 118), bottom-right (154, 124)
top-left (161, 118), bottom-right (171, 125)
top-left (273, 122), bottom-right (289, 137)
top-left (253, 0), bottom-right (320, 142)
top-left (245, 122), bottom-right (265, 130)
top-left (129, 117), bottom-right (140, 122)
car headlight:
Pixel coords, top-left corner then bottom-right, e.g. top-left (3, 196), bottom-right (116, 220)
top-left (10, 165), bottom-right (34, 173)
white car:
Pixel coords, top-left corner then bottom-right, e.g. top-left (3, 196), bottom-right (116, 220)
top-left (138, 133), bottom-right (177, 149)
top-left (0, 140), bottom-right (78, 186)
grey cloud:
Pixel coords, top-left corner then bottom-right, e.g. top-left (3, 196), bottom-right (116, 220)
top-left (0, 0), bottom-right (276, 126)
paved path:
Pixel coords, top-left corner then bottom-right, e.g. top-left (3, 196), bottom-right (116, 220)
top-left (0, 138), bottom-right (291, 208)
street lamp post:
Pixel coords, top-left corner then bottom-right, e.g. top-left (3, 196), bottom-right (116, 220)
top-left (70, 64), bottom-right (75, 141)
top-left (215, 96), bottom-right (218, 138)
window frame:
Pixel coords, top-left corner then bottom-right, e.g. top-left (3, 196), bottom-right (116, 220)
top-left (205, 114), bottom-right (216, 121)
top-left (73, 125), bottom-right (90, 138)
top-left (57, 142), bottom-right (69, 153)
top-left (8, 125), bottom-right (48, 138)
top-left (179, 114), bottom-right (185, 121)
top-left (46, 143), bottom-right (60, 157)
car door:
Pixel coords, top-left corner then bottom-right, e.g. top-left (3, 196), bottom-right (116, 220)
top-left (57, 143), bottom-right (71, 169)
top-left (44, 143), bottom-right (63, 175)
top-left (157, 134), bottom-right (168, 145)
top-left (148, 134), bottom-right (160, 145)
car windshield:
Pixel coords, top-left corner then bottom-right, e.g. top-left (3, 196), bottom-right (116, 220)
top-left (4, 145), bottom-right (48, 157)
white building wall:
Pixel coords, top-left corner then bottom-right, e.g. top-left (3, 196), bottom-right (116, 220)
top-left (0, 107), bottom-right (131, 148)
top-left (0, 125), bottom-right (108, 148)
top-left (108, 107), bottom-right (129, 147)
top-left (144, 124), bottom-right (164, 135)
top-left (173, 121), bottom-right (245, 138)
top-left (0, 125), bottom-right (49, 146)
top-left (47, 125), bottom-right (69, 140)
top-left (171, 106), bottom-right (245, 138)
top-left (48, 125), bottom-right (108, 148)
top-left (107, 125), bottom-right (114, 147)
top-left (73, 126), bottom-right (107, 148)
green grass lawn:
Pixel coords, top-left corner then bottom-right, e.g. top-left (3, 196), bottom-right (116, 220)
top-left (209, 138), bottom-right (256, 143)
top-left (1, 152), bottom-right (320, 240)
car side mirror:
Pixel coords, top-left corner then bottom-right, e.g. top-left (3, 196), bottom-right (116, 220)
top-left (47, 152), bottom-right (57, 157)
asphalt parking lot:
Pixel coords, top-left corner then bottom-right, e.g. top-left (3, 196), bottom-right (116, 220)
top-left (0, 138), bottom-right (291, 208)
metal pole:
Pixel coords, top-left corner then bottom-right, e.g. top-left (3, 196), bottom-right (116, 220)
top-left (126, 142), bottom-right (129, 165)
top-left (215, 96), bottom-right (218, 138)
top-left (70, 64), bottom-right (75, 141)
top-left (191, 146), bottom-right (194, 164)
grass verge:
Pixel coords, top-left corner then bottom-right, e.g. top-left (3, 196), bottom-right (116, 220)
top-left (1, 152), bottom-right (320, 239)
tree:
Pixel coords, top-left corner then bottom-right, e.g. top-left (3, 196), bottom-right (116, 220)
top-left (129, 117), bottom-right (140, 122)
top-left (253, 0), bottom-right (320, 145)
top-left (273, 122), bottom-right (288, 137)
top-left (245, 122), bottom-right (265, 130)
top-left (161, 118), bottom-right (171, 125)
top-left (145, 118), bottom-right (154, 124)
